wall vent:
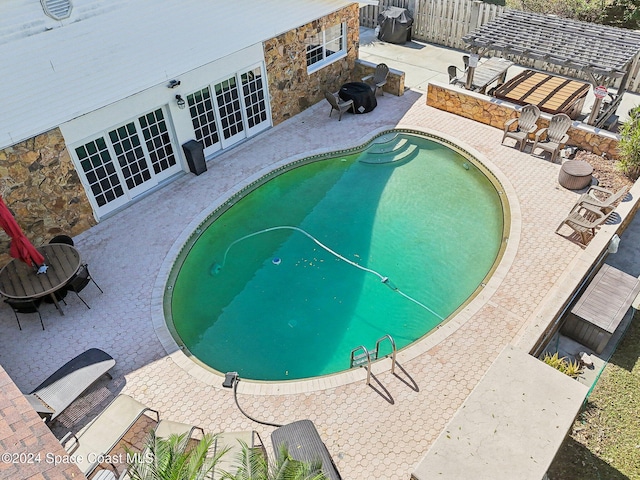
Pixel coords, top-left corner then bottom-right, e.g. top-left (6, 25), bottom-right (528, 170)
top-left (41, 0), bottom-right (72, 20)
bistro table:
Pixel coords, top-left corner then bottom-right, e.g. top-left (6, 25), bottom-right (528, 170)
top-left (467, 57), bottom-right (514, 93)
top-left (0, 243), bottom-right (81, 315)
top-left (339, 82), bottom-right (377, 114)
top-left (493, 70), bottom-right (590, 119)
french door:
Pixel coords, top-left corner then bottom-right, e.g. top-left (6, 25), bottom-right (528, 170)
top-left (73, 107), bottom-right (181, 217)
top-left (186, 64), bottom-right (270, 157)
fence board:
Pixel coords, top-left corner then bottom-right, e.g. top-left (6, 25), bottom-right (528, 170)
top-left (359, 1), bottom-right (640, 93)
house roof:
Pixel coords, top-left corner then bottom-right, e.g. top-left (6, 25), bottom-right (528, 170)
top-left (0, 0), bottom-right (354, 150)
top-left (463, 10), bottom-right (640, 79)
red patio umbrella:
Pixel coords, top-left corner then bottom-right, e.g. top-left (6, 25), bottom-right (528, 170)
top-left (0, 195), bottom-right (45, 268)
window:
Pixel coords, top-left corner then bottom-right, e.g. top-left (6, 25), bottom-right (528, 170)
top-left (306, 23), bottom-right (346, 73)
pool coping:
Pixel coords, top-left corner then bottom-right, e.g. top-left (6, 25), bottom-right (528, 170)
top-left (150, 124), bottom-right (522, 395)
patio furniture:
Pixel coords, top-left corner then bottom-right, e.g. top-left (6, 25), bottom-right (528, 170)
top-left (362, 63), bottom-right (389, 96)
top-left (447, 65), bottom-right (465, 87)
top-left (493, 70), bottom-right (590, 119)
top-left (576, 185), bottom-right (628, 214)
top-left (155, 419), bottom-right (204, 439)
top-left (0, 243), bottom-right (81, 315)
top-left (49, 234), bottom-right (74, 246)
top-left (63, 393), bottom-right (159, 476)
top-left (562, 264), bottom-right (640, 353)
top-left (555, 204), bottom-right (610, 245)
top-left (466, 57), bottom-right (514, 93)
top-left (339, 82), bottom-right (377, 114)
top-left (64, 263), bottom-right (103, 308)
top-left (558, 160), bottom-right (593, 190)
top-left (25, 348), bottom-right (116, 423)
top-left (213, 430), bottom-right (266, 477)
top-left (271, 420), bottom-right (343, 480)
top-left (501, 104), bottom-right (540, 151)
top-left (324, 91), bottom-right (353, 121)
top-left (4, 297), bottom-right (44, 330)
top-left (531, 113), bottom-right (572, 163)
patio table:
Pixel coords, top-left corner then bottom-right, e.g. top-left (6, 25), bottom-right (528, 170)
top-left (493, 70), bottom-right (590, 119)
top-left (0, 243), bottom-right (81, 315)
top-left (467, 57), bottom-right (514, 93)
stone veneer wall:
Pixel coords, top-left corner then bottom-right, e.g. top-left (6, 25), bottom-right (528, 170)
top-left (353, 59), bottom-right (405, 96)
top-left (0, 128), bottom-right (96, 266)
top-left (427, 83), bottom-right (620, 159)
top-left (264, 4), bottom-right (360, 125)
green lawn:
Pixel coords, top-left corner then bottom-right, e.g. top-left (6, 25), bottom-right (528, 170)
top-left (548, 313), bottom-right (640, 479)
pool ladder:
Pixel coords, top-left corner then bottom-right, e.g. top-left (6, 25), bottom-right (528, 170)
top-left (350, 334), bottom-right (396, 385)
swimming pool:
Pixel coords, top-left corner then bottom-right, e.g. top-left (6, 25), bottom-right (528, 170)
top-left (166, 130), bottom-right (508, 381)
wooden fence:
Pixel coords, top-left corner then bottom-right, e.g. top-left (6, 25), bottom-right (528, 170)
top-left (359, 0), bottom-right (503, 49)
top-left (359, 0), bottom-right (640, 93)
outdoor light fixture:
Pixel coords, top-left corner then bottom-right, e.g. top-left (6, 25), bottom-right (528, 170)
top-left (175, 94), bottom-right (186, 109)
top-left (167, 79), bottom-right (181, 89)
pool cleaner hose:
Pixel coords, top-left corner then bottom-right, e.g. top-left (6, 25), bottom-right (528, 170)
top-left (215, 225), bottom-right (444, 320)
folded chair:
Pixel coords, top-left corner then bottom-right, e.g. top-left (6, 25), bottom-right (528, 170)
top-left (362, 63), bottom-right (389, 96)
top-left (324, 91), bottom-right (353, 121)
top-left (531, 113), bottom-right (572, 162)
top-left (556, 204), bottom-right (611, 245)
top-left (502, 104), bottom-right (541, 151)
top-left (576, 185), bottom-right (628, 214)
top-left (25, 348), bottom-right (115, 423)
top-left (271, 420), bottom-right (343, 480)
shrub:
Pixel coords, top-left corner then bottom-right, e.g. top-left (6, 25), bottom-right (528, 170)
top-left (617, 106), bottom-right (640, 180)
top-left (542, 352), bottom-right (583, 378)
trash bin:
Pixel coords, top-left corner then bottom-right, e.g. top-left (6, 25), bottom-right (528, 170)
top-left (377, 7), bottom-right (413, 44)
top-left (182, 140), bottom-right (206, 176)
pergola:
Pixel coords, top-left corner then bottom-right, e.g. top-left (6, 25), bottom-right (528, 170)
top-left (462, 10), bottom-right (640, 126)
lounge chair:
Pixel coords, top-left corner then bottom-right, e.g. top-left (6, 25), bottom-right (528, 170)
top-left (24, 348), bottom-right (115, 423)
top-left (213, 430), bottom-right (266, 478)
top-left (576, 185), bottom-right (628, 214)
top-left (324, 91), bottom-right (353, 121)
top-left (271, 420), bottom-right (343, 480)
top-left (556, 204), bottom-right (611, 245)
top-left (362, 63), bottom-right (389, 96)
top-left (531, 113), bottom-right (572, 162)
top-left (63, 394), bottom-right (160, 476)
top-left (502, 104), bottom-right (541, 151)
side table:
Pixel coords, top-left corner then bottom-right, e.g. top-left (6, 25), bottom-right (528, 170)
top-left (558, 160), bottom-right (593, 190)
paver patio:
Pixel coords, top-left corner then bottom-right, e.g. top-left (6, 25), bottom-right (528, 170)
top-left (0, 90), bottom-right (587, 479)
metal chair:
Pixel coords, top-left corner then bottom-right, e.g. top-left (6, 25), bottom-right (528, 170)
top-left (65, 264), bottom-right (103, 309)
top-left (447, 65), bottom-right (465, 86)
top-left (49, 234), bottom-right (74, 246)
top-left (4, 297), bottom-right (44, 330)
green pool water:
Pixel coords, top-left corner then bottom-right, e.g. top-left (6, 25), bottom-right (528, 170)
top-left (169, 132), bottom-right (505, 381)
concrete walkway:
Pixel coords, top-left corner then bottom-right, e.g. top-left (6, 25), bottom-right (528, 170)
top-left (0, 31), bottom-right (638, 480)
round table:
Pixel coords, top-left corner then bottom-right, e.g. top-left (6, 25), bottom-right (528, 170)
top-left (0, 243), bottom-right (81, 315)
top-left (339, 82), bottom-right (377, 114)
top-left (558, 160), bottom-right (593, 190)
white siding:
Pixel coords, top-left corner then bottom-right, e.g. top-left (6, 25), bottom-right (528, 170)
top-left (0, 0), bottom-right (354, 149)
